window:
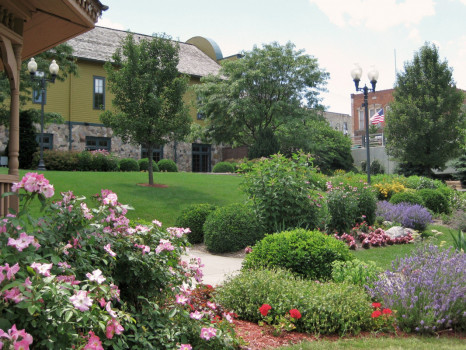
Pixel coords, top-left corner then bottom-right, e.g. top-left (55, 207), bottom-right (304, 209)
top-left (85, 136), bottom-right (111, 151)
top-left (93, 76), bottom-right (105, 110)
top-left (358, 109), bottom-right (364, 130)
top-left (343, 122), bottom-right (348, 135)
top-left (33, 89), bottom-right (46, 104)
top-left (192, 144), bottom-right (211, 172)
top-left (35, 133), bottom-right (53, 150)
top-left (141, 144), bottom-right (163, 162)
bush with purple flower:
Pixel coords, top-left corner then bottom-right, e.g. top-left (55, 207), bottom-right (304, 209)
top-left (376, 201), bottom-right (432, 231)
top-left (367, 245), bottom-right (465, 333)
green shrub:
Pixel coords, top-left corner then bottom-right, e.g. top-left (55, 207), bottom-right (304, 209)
top-left (77, 150), bottom-right (92, 171)
top-left (119, 158), bottom-right (140, 172)
top-left (158, 158), bottom-right (178, 172)
top-left (331, 259), bottom-right (382, 289)
top-left (242, 228), bottom-right (353, 280)
top-left (239, 152), bottom-right (326, 233)
top-left (361, 159), bottom-right (385, 175)
top-left (216, 268), bottom-right (372, 335)
top-left (389, 190), bottom-right (424, 206)
top-left (405, 175), bottom-right (444, 190)
top-left (175, 203), bottom-right (217, 244)
top-left (247, 127), bottom-right (280, 159)
top-left (138, 158), bottom-right (159, 172)
top-left (203, 203), bottom-right (265, 253)
top-left (33, 150), bottom-right (80, 171)
top-left (327, 188), bottom-right (359, 234)
top-left (212, 161), bottom-right (235, 173)
top-left (418, 188), bottom-right (450, 214)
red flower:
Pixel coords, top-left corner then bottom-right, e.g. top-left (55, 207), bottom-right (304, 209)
top-left (372, 302), bottom-right (381, 308)
top-left (259, 304), bottom-right (272, 316)
top-left (382, 308), bottom-right (392, 315)
top-left (371, 310), bottom-right (382, 318)
top-left (289, 309), bottom-right (302, 320)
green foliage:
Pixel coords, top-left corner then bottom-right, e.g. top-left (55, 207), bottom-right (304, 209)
top-left (418, 188), bottom-right (450, 214)
top-left (449, 229), bottom-right (466, 252)
top-left (453, 153), bottom-right (466, 185)
top-left (385, 43), bottom-right (465, 176)
top-left (240, 152), bottom-right (327, 233)
top-left (19, 109), bottom-right (39, 169)
top-left (32, 150), bottom-right (79, 171)
top-left (389, 191), bottom-right (425, 206)
top-left (404, 175), bottom-right (444, 190)
top-left (361, 159), bottom-right (385, 175)
top-left (216, 268), bottom-right (372, 335)
top-left (138, 157), bottom-right (159, 172)
top-left (157, 159), bottom-right (178, 172)
top-left (331, 259), bottom-right (382, 289)
top-left (248, 127), bottom-right (280, 159)
top-left (89, 151), bottom-right (119, 172)
top-left (212, 161), bottom-right (235, 173)
top-left (327, 188), bottom-right (359, 234)
top-left (119, 158), bottom-right (140, 172)
top-left (242, 229), bottom-right (353, 280)
top-left (175, 203), bottom-right (217, 244)
top-left (203, 203), bottom-right (265, 253)
top-left (195, 41), bottom-right (328, 147)
top-left (101, 32), bottom-right (190, 184)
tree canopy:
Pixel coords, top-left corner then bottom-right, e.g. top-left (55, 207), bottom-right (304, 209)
top-left (385, 43), bottom-right (465, 176)
top-left (194, 41), bottom-right (329, 148)
top-left (101, 33), bottom-right (190, 184)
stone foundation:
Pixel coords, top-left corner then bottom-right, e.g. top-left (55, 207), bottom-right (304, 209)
top-left (0, 123), bottom-right (223, 172)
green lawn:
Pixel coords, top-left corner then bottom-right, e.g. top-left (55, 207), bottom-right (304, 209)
top-left (3, 169), bottom-right (246, 227)
top-left (277, 335), bottom-right (466, 350)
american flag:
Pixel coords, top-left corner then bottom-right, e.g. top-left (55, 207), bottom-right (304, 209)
top-left (370, 108), bottom-right (384, 124)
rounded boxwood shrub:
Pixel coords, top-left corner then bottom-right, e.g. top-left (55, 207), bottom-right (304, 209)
top-left (119, 158), bottom-right (140, 172)
top-left (418, 188), bottom-right (450, 214)
top-left (138, 158), bottom-right (159, 172)
top-left (212, 161), bottom-right (235, 173)
top-left (175, 203), bottom-right (217, 244)
top-left (203, 203), bottom-right (265, 253)
top-left (243, 228), bottom-right (353, 280)
top-left (158, 159), bottom-right (178, 172)
top-left (389, 190), bottom-right (424, 206)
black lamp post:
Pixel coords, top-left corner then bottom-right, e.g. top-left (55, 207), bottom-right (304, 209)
top-left (27, 58), bottom-right (59, 171)
top-left (351, 64), bottom-right (379, 184)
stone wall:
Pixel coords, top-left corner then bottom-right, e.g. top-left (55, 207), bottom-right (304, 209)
top-left (0, 123), bottom-right (223, 172)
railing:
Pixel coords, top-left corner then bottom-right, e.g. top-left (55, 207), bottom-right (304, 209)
top-left (0, 174), bottom-right (19, 217)
top-left (352, 133), bottom-right (385, 149)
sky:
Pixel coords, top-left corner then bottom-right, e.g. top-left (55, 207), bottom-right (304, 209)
top-left (97, 0), bottom-right (466, 115)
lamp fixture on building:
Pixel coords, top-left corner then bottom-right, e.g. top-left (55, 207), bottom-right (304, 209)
top-left (27, 58), bottom-right (59, 171)
top-left (351, 63), bottom-right (378, 184)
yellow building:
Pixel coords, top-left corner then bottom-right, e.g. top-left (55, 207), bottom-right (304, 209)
top-left (22, 26), bottom-right (232, 172)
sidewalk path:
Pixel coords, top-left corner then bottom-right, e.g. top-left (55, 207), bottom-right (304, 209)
top-left (185, 246), bottom-right (244, 286)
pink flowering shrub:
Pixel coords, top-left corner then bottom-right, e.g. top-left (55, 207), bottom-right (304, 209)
top-left (0, 173), bottom-right (240, 349)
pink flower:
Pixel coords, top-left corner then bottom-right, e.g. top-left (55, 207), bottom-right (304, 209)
top-left (86, 269), bottom-right (106, 284)
top-left (190, 310), bottom-right (203, 320)
top-left (103, 244), bottom-right (116, 257)
top-left (105, 318), bottom-right (124, 339)
top-left (103, 193), bottom-right (118, 206)
top-left (179, 345), bottom-right (192, 350)
top-left (206, 301), bottom-right (216, 310)
top-left (1, 263), bottom-right (20, 281)
top-left (200, 327), bottom-right (217, 341)
top-left (134, 243), bottom-right (150, 255)
top-left (30, 262), bottom-right (53, 277)
top-left (155, 239), bottom-right (174, 254)
top-left (152, 219), bottom-right (162, 227)
top-left (7, 233), bottom-right (39, 252)
top-left (69, 290), bottom-right (93, 311)
top-left (58, 261), bottom-right (71, 270)
top-left (3, 287), bottom-right (24, 303)
top-left (106, 301), bottom-right (117, 318)
top-left (175, 294), bottom-right (189, 305)
top-left (84, 331), bottom-right (103, 350)
top-left (0, 325), bottom-right (33, 349)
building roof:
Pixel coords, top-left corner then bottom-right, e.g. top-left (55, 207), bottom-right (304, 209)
top-left (66, 26), bottom-right (221, 77)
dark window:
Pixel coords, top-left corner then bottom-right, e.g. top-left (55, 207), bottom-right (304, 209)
top-left (35, 133), bottom-right (53, 150)
top-left (141, 144), bottom-right (163, 163)
top-left (192, 143), bottom-right (211, 172)
top-left (85, 136), bottom-right (111, 151)
top-left (33, 89), bottom-right (46, 104)
top-left (93, 76), bottom-right (105, 110)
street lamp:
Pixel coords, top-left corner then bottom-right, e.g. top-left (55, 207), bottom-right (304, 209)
top-left (351, 63), bottom-right (378, 184)
top-left (27, 58), bottom-right (59, 171)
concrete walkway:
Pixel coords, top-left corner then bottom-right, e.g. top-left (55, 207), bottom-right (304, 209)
top-left (185, 246), bottom-right (244, 286)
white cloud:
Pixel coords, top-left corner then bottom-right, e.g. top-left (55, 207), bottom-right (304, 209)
top-left (309, 0), bottom-right (435, 31)
top-left (96, 17), bottom-right (125, 30)
top-left (408, 28), bottom-right (421, 42)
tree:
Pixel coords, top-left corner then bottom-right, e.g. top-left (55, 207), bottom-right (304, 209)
top-left (101, 33), bottom-right (190, 185)
top-left (385, 43), bottom-right (465, 177)
top-left (194, 42), bottom-right (329, 147)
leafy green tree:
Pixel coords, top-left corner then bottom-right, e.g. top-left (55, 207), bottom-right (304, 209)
top-left (247, 127), bottom-right (280, 159)
top-left (385, 43), bottom-right (465, 177)
top-left (101, 33), bottom-right (190, 185)
top-left (195, 41), bottom-right (329, 147)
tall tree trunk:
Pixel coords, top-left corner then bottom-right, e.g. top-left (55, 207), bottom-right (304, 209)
top-left (148, 143), bottom-right (154, 185)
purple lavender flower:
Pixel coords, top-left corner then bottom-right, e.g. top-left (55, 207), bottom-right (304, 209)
top-left (367, 245), bottom-right (466, 333)
top-left (376, 201), bottom-right (432, 230)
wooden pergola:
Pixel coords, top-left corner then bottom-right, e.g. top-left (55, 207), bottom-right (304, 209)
top-left (0, 0), bottom-right (107, 215)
